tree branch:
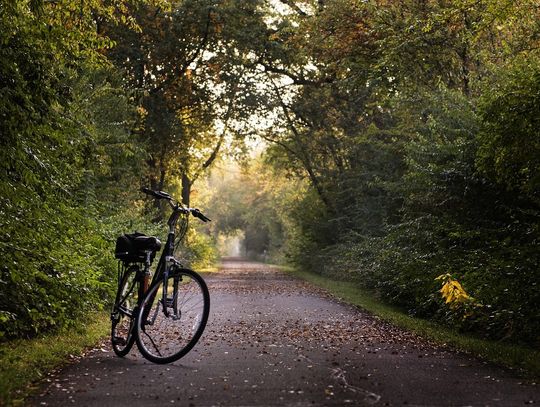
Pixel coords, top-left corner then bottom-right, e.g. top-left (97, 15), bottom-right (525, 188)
top-left (276, 0), bottom-right (308, 17)
top-left (191, 78), bottom-right (241, 183)
top-left (150, 7), bottom-right (213, 95)
top-left (267, 76), bottom-right (333, 210)
top-left (259, 61), bottom-right (334, 86)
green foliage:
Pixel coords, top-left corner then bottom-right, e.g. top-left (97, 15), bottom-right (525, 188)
top-left (291, 87), bottom-right (540, 345)
top-left (477, 57), bottom-right (540, 195)
top-left (370, 83), bottom-right (540, 345)
top-left (201, 159), bottom-right (296, 261)
top-left (252, 0), bottom-right (540, 347)
top-left (177, 229), bottom-right (218, 269)
top-left (0, 0), bottom-right (147, 340)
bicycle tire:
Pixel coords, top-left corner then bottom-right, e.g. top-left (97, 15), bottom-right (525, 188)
top-left (135, 268), bottom-right (210, 364)
top-left (111, 265), bottom-right (139, 357)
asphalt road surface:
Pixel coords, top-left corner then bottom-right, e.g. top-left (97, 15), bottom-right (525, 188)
top-left (30, 258), bottom-right (538, 406)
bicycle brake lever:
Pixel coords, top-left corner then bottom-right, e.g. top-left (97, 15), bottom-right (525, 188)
top-left (192, 209), bottom-right (211, 222)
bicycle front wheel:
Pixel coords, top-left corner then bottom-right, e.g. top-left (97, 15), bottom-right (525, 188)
top-left (135, 268), bottom-right (210, 364)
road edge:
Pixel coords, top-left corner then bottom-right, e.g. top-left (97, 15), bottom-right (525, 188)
top-left (278, 264), bottom-right (540, 380)
top-left (0, 312), bottom-right (109, 406)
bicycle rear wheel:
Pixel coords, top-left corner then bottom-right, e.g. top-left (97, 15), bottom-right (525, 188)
top-left (111, 265), bottom-right (139, 357)
top-left (135, 268), bottom-right (210, 364)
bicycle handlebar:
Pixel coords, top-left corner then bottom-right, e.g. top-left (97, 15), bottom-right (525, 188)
top-left (141, 187), bottom-right (211, 222)
top-left (141, 187), bottom-right (172, 200)
top-left (191, 208), bottom-right (211, 222)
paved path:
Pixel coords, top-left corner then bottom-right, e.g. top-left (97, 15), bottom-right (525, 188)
top-left (31, 258), bottom-right (538, 406)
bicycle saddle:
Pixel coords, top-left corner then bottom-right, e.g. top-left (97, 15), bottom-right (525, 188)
top-left (133, 235), bottom-right (162, 252)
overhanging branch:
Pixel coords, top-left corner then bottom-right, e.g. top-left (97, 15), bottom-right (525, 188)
top-left (259, 61), bottom-right (334, 86)
top-left (150, 7), bottom-right (213, 95)
top-left (277, 0), bottom-right (308, 17)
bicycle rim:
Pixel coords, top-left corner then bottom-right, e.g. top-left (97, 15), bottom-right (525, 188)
top-left (111, 266), bottom-right (138, 357)
top-left (135, 269), bottom-right (209, 364)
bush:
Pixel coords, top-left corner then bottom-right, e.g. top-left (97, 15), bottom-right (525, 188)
top-left (287, 87), bottom-right (540, 347)
top-left (176, 229), bottom-right (218, 270)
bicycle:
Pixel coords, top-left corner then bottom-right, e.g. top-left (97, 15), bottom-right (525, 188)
top-left (110, 187), bottom-right (211, 364)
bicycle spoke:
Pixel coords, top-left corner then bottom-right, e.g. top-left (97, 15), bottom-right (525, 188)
top-left (142, 328), bottom-right (163, 357)
top-left (180, 300), bottom-right (205, 315)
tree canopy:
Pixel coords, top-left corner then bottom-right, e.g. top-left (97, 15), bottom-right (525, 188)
top-left (1, 0), bottom-right (539, 347)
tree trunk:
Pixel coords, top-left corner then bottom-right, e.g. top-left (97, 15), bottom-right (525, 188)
top-left (182, 173), bottom-right (191, 207)
top-left (147, 156), bottom-right (167, 220)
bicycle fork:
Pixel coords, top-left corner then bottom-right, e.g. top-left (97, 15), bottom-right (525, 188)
top-left (162, 267), bottom-right (182, 320)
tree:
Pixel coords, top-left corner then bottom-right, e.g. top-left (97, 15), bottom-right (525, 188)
top-left (0, 0), bottom-right (144, 338)
top-left (239, 0), bottom-right (540, 345)
top-left (105, 0), bottom-right (274, 210)
top-left (477, 58), bottom-right (540, 196)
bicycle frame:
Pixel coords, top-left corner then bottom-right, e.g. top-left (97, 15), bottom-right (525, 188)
top-left (140, 200), bottom-right (187, 325)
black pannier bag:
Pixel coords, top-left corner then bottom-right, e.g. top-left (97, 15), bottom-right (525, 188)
top-left (115, 232), bottom-right (161, 263)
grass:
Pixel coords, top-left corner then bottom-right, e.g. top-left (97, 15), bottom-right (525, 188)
top-left (0, 312), bottom-right (110, 406)
top-left (198, 265), bottom-right (219, 273)
top-left (284, 266), bottom-right (540, 380)
top-left (0, 259), bottom-right (217, 406)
